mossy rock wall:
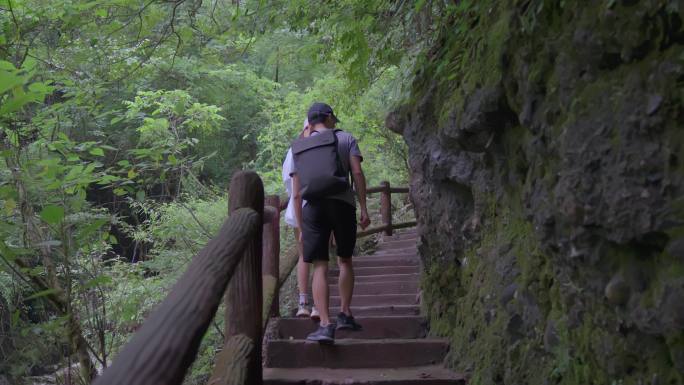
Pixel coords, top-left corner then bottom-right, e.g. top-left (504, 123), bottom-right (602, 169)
top-left (390, 1), bottom-right (684, 384)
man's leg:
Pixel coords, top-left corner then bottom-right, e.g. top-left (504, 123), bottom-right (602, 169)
top-left (337, 257), bottom-right (354, 316)
top-left (331, 200), bottom-right (361, 330)
top-left (311, 260), bottom-right (330, 325)
top-left (303, 201), bottom-right (335, 344)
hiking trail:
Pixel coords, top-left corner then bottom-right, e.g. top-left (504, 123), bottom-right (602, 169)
top-left (263, 228), bottom-right (467, 385)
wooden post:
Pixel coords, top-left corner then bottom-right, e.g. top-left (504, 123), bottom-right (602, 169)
top-left (380, 181), bottom-right (392, 236)
top-left (219, 171), bottom-right (264, 385)
top-left (263, 195), bottom-right (280, 318)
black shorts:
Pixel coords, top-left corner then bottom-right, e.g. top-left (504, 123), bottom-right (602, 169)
top-left (302, 199), bottom-right (357, 263)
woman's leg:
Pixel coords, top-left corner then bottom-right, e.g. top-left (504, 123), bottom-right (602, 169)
top-left (295, 227), bottom-right (311, 316)
top-left (296, 227), bottom-right (310, 296)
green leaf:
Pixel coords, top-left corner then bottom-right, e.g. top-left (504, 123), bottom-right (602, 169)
top-left (3, 198), bottom-right (16, 215)
top-left (83, 275), bottom-right (112, 289)
top-left (135, 190), bottom-right (145, 201)
top-left (20, 57), bottom-right (37, 74)
top-left (11, 310), bottom-right (20, 327)
top-left (0, 61), bottom-right (16, 71)
top-left (0, 242), bottom-right (16, 262)
top-left (0, 72), bottom-right (24, 94)
top-left (95, 8), bottom-right (107, 18)
top-left (28, 82), bottom-right (52, 94)
top-left (79, 218), bottom-right (109, 238)
top-left (40, 205), bottom-right (65, 225)
top-left (0, 185), bottom-right (16, 199)
top-left (25, 288), bottom-right (59, 301)
top-left (0, 90), bottom-right (34, 115)
top-left (89, 147), bottom-right (105, 156)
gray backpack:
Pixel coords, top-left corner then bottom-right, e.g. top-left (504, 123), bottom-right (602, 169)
top-left (291, 129), bottom-right (350, 200)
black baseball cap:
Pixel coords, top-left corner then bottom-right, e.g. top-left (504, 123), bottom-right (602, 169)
top-left (307, 102), bottom-right (340, 124)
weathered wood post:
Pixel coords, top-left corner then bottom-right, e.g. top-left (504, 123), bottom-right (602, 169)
top-left (380, 181), bottom-right (393, 236)
top-left (211, 171), bottom-right (264, 385)
top-left (263, 195), bottom-right (280, 318)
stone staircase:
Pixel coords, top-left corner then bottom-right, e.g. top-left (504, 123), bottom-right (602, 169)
top-left (263, 229), bottom-right (466, 384)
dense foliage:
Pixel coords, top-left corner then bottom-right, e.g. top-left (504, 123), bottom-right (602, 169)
top-left (0, 0), bottom-right (450, 383)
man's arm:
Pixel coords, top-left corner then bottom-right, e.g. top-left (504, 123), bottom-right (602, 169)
top-left (292, 173), bottom-right (304, 240)
top-left (350, 155), bottom-right (370, 230)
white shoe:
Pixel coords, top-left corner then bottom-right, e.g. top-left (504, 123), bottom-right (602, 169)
top-left (310, 306), bottom-right (320, 322)
top-left (296, 304), bottom-right (311, 317)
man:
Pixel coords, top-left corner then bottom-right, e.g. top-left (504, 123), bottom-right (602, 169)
top-left (291, 102), bottom-right (370, 344)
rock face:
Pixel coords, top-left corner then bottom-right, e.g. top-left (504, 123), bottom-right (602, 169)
top-left (391, 1), bottom-right (684, 384)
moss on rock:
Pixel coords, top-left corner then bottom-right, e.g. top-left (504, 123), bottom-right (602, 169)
top-left (400, 0), bottom-right (684, 383)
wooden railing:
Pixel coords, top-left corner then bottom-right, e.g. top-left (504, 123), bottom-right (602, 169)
top-left (92, 171), bottom-right (414, 385)
top-left (359, 181), bottom-right (416, 238)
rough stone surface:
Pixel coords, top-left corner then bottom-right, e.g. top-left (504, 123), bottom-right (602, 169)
top-left (393, 1), bottom-right (684, 384)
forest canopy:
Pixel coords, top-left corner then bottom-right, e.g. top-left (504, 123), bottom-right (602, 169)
top-left (0, 0), bottom-right (459, 383)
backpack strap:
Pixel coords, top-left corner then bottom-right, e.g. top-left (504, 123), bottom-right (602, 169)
top-left (332, 129), bottom-right (354, 190)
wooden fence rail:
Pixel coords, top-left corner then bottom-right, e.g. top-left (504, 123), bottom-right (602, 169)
top-left (359, 180), bottom-right (415, 237)
top-left (92, 172), bottom-right (414, 385)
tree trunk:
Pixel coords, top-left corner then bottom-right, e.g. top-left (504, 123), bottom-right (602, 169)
top-left (274, 47), bottom-right (280, 83)
top-left (0, 293), bottom-right (12, 366)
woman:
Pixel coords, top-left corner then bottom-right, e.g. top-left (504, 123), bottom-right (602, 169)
top-left (282, 119), bottom-right (319, 320)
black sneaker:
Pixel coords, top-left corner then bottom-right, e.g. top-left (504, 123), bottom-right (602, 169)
top-left (336, 312), bottom-right (362, 331)
top-left (306, 323), bottom-right (336, 345)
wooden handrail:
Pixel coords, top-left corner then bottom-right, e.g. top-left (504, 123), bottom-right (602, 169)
top-left (92, 208), bottom-right (261, 385)
top-left (366, 186), bottom-right (409, 194)
top-left (356, 220), bottom-right (418, 238)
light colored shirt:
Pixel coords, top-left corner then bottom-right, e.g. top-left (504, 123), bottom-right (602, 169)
top-left (282, 148), bottom-right (304, 227)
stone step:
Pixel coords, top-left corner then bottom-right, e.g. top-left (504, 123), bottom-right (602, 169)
top-left (264, 366), bottom-right (466, 385)
top-left (365, 251), bottom-right (418, 259)
top-left (382, 232), bottom-right (418, 240)
top-left (375, 239), bottom-right (418, 250)
top-left (274, 316), bottom-right (427, 340)
top-left (329, 305), bottom-right (420, 317)
top-left (328, 280), bottom-right (419, 296)
top-left (265, 339), bottom-right (449, 368)
top-left (362, 250), bottom-right (418, 256)
top-left (328, 273), bottom-right (420, 284)
top-left (329, 265), bottom-right (419, 277)
top-left (351, 257), bottom-right (419, 268)
top-left (385, 229), bottom-right (418, 237)
top-left (329, 294), bottom-right (417, 307)
top-left (378, 239), bottom-right (418, 246)
top-left (376, 239), bottom-right (418, 249)
top-left (372, 248), bottom-right (418, 256)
